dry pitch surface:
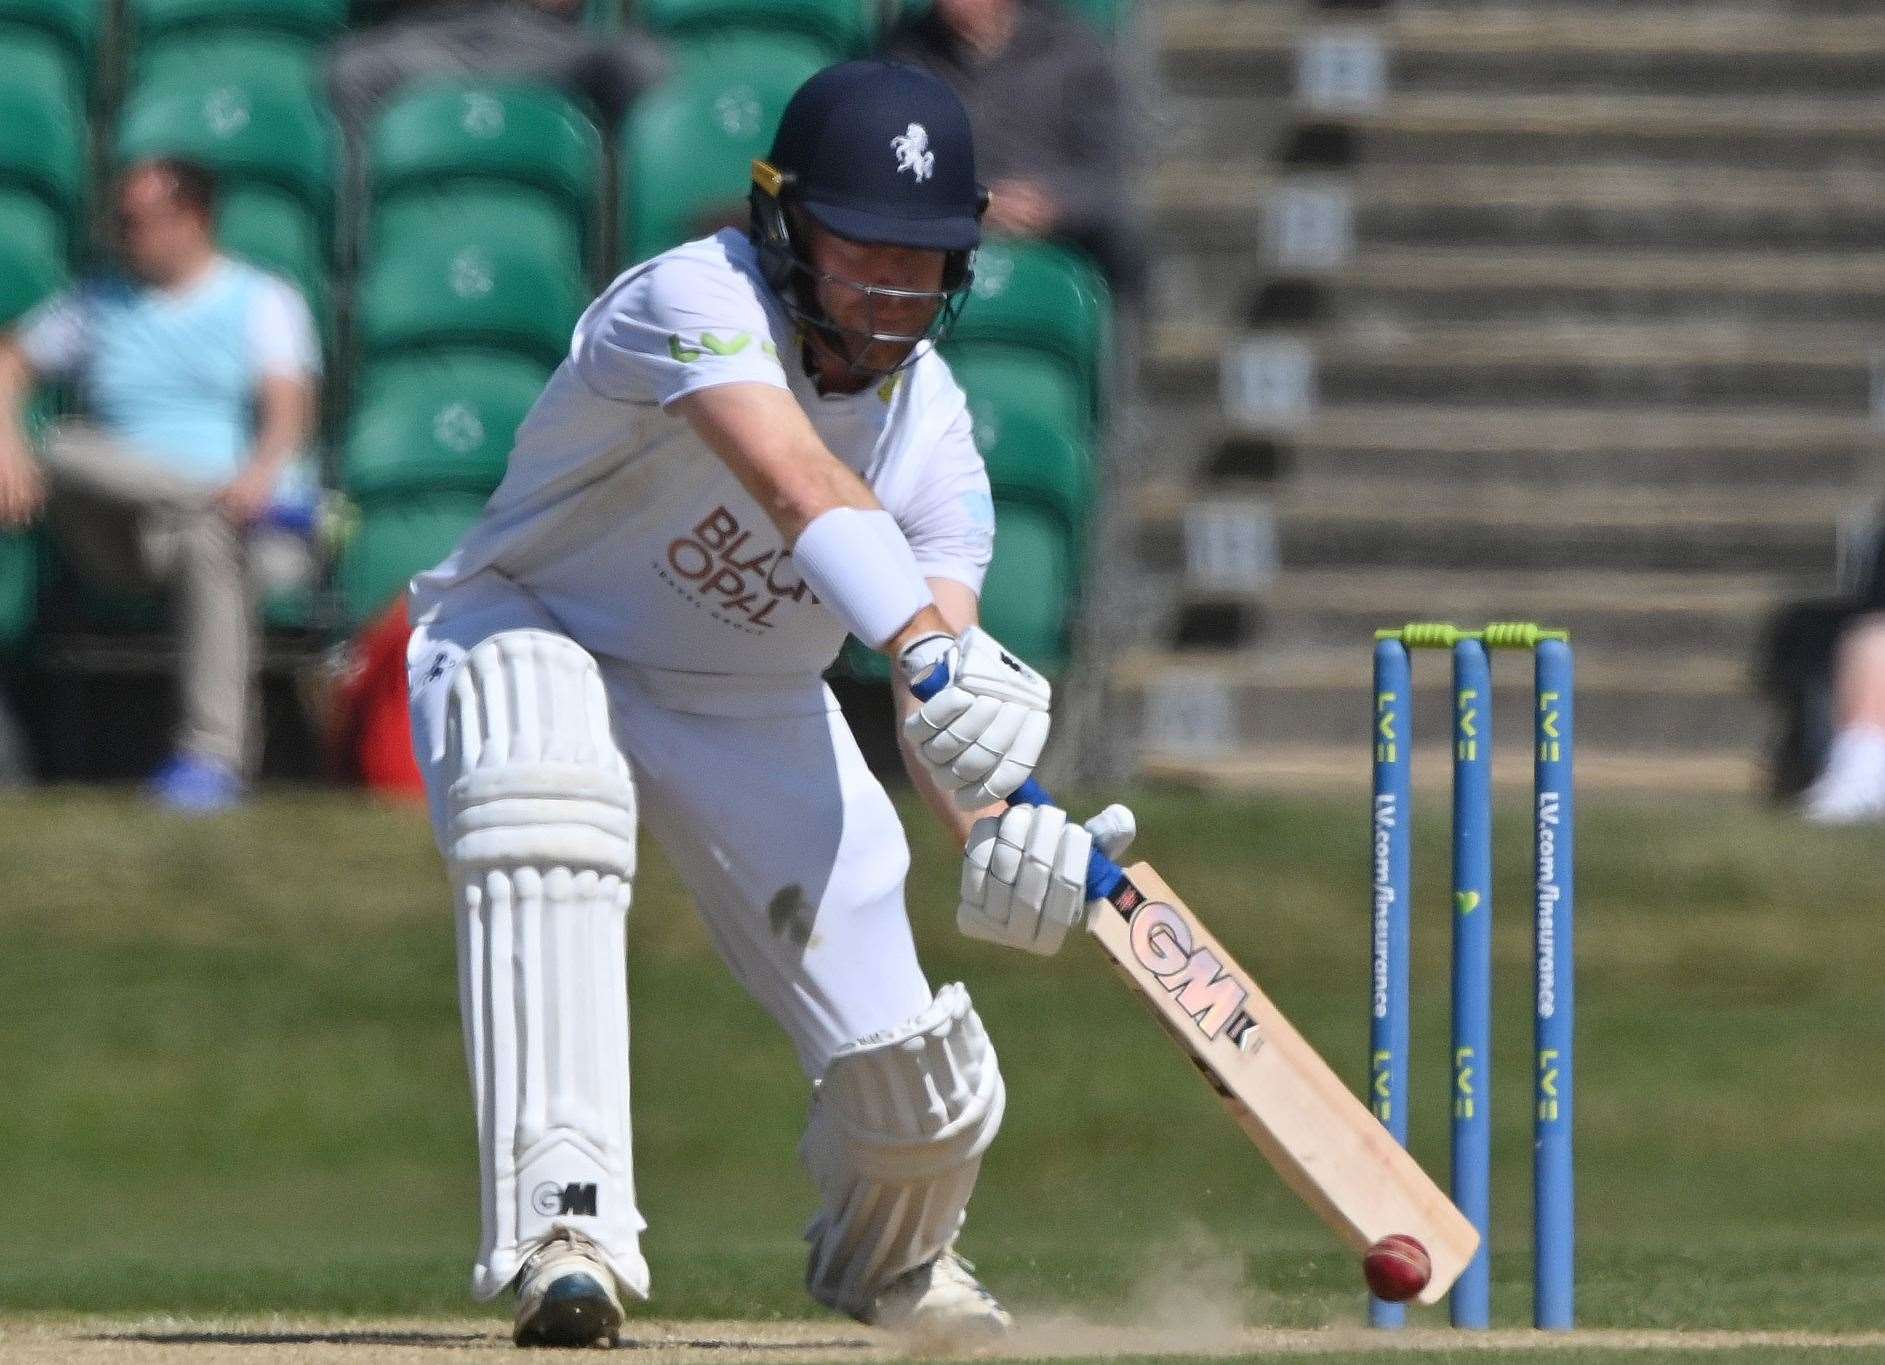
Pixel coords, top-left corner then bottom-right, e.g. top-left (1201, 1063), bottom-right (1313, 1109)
top-left (7, 1318), bottom-right (1885, 1363)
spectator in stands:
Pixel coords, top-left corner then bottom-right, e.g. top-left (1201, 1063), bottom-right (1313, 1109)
top-left (1763, 514), bottom-right (1885, 822)
top-left (0, 158), bottom-right (320, 811)
top-left (880, 0), bottom-right (1146, 308)
top-left (328, 0), bottom-right (666, 138)
top-left (1802, 618), bottom-right (1885, 822)
top-left (1800, 615), bottom-right (1885, 823)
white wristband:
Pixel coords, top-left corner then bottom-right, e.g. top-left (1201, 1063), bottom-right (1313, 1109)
top-left (791, 506), bottom-right (933, 649)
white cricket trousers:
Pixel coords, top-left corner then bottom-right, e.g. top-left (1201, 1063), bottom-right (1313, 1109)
top-left (407, 571), bottom-right (935, 1295)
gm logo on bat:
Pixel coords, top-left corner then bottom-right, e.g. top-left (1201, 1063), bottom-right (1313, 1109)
top-left (1127, 900), bottom-right (1262, 1053)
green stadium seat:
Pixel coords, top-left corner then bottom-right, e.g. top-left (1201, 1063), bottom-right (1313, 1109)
top-left (0, 26), bottom-right (81, 105)
top-left (978, 407), bottom-right (1092, 535)
top-left (138, 30), bottom-right (324, 95)
top-left (217, 186), bottom-right (329, 338)
top-left (835, 489), bottom-right (1085, 682)
top-left (118, 80), bottom-right (337, 232)
top-left (0, 84), bottom-right (84, 225)
top-left (0, 191), bottom-right (65, 275)
top-left (640, 0), bottom-right (873, 61)
top-left (944, 346), bottom-right (1089, 447)
top-left (836, 412), bottom-right (1092, 683)
top-left (1063, 0), bottom-right (1129, 32)
top-left (130, 0), bottom-right (347, 43)
top-left (0, 528), bottom-right (40, 650)
top-left (336, 495), bottom-right (486, 627)
top-left (618, 43), bottom-right (825, 265)
top-left (369, 81), bottom-right (601, 230)
top-left (890, 0), bottom-right (1124, 33)
top-left (0, 0), bottom-right (98, 82)
top-left (342, 367), bottom-right (540, 500)
top-left (0, 239), bottom-right (61, 328)
top-left (951, 237), bottom-right (1110, 422)
top-left (978, 499), bottom-right (1080, 672)
top-left (0, 379), bottom-right (61, 648)
top-left (354, 231), bottom-right (586, 368)
top-left (353, 351), bottom-right (553, 412)
top-left (371, 190), bottom-right (583, 284)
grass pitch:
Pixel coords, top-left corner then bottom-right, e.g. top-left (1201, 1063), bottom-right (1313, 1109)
top-left (1, 784), bottom-right (1882, 1361)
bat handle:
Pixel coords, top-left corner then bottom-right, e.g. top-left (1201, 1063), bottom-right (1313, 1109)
top-left (908, 661), bottom-right (1128, 904)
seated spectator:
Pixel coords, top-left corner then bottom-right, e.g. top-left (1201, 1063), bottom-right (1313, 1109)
top-left (1800, 613), bottom-right (1885, 823)
top-left (880, 0), bottom-right (1146, 308)
top-left (328, 0), bottom-right (666, 138)
top-left (0, 158), bottom-right (320, 811)
top-left (1763, 514), bottom-right (1885, 822)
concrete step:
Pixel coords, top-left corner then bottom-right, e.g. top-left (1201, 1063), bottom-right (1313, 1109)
top-left (1134, 483), bottom-right (1845, 575)
top-left (1131, 393), bottom-right (1883, 488)
top-left (1146, 319), bottom-right (1882, 409)
top-left (1400, 0), bottom-right (1884, 14)
top-left (1327, 246), bottom-right (1885, 324)
top-left (1135, 740), bottom-right (1763, 796)
top-left (1154, 160), bottom-right (1885, 253)
top-left (1238, 566), bottom-right (1818, 658)
top-left (1150, 241), bottom-right (1885, 338)
top-left (1160, 6), bottom-right (1885, 94)
top-left (1351, 93), bottom-right (1885, 169)
top-left (1116, 644), bottom-right (1765, 756)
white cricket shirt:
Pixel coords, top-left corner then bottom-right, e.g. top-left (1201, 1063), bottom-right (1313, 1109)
top-left (410, 229), bottom-right (995, 713)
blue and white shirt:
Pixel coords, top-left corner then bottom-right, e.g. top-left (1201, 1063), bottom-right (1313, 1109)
top-left (17, 256), bottom-right (320, 486)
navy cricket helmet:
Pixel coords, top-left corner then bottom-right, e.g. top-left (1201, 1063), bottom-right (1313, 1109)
top-left (750, 60), bottom-right (989, 375)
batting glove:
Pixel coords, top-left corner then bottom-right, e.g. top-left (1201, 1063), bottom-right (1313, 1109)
top-left (958, 802), bottom-right (1137, 955)
top-left (898, 626), bottom-right (1052, 808)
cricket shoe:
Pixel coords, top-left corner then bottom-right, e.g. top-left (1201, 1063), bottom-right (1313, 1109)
top-left (864, 1246), bottom-right (1013, 1347)
top-left (512, 1229), bottom-right (626, 1348)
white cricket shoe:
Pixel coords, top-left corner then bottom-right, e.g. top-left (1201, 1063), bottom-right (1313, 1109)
top-left (1803, 726), bottom-right (1885, 824)
top-left (864, 1246), bottom-right (1014, 1346)
top-left (512, 1228), bottom-right (626, 1348)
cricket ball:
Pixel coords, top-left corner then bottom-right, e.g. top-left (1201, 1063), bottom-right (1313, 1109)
top-left (1363, 1234), bottom-right (1431, 1302)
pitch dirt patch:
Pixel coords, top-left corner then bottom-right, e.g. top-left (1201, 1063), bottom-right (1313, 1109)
top-left (5, 1318), bottom-right (1885, 1362)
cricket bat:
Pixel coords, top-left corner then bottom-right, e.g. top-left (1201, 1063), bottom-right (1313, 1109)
top-left (908, 661), bottom-right (1476, 1304)
top-left (1079, 858), bottom-right (1479, 1306)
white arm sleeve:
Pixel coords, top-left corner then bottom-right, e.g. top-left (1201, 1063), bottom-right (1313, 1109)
top-left (13, 289), bottom-right (86, 379)
top-left (246, 275), bottom-right (321, 378)
top-left (569, 254), bottom-right (790, 408)
top-left (895, 403), bottom-right (996, 596)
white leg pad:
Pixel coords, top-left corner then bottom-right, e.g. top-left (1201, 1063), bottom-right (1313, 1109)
top-left (446, 629), bottom-right (649, 1302)
top-left (800, 983), bottom-right (1006, 1317)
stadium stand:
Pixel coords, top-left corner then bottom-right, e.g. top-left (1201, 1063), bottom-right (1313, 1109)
top-left (0, 246), bottom-right (58, 655)
top-left (1133, 0), bottom-right (1879, 791)
top-left (7, 0), bottom-right (1125, 777)
top-left (354, 230), bottom-right (586, 370)
top-left (617, 39), bottom-right (824, 264)
top-left (0, 83), bottom-right (85, 260)
top-left (0, 0), bottom-right (98, 104)
top-left (365, 80), bottom-right (603, 277)
top-left (336, 367), bottom-right (531, 626)
top-left (637, 0), bottom-right (873, 64)
top-left (944, 237), bottom-right (1111, 431)
top-left (977, 407), bottom-right (1095, 673)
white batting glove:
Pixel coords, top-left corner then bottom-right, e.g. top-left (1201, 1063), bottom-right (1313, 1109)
top-left (898, 626), bottom-right (1052, 809)
top-left (958, 802), bottom-right (1137, 956)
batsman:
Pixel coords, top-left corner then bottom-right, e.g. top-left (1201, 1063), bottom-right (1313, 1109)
top-left (406, 60), bottom-right (1131, 1348)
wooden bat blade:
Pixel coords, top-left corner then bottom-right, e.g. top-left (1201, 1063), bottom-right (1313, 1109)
top-left (1088, 862), bottom-right (1479, 1307)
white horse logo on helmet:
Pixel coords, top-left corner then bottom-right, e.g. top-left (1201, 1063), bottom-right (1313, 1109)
top-left (891, 123), bottom-right (935, 183)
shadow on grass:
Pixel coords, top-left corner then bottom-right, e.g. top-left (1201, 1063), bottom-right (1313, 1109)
top-left (94, 1327), bottom-right (875, 1353)
top-left (96, 1329), bottom-right (488, 1347)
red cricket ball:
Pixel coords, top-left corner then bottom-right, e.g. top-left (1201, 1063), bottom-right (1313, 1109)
top-left (1363, 1233), bottom-right (1432, 1302)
